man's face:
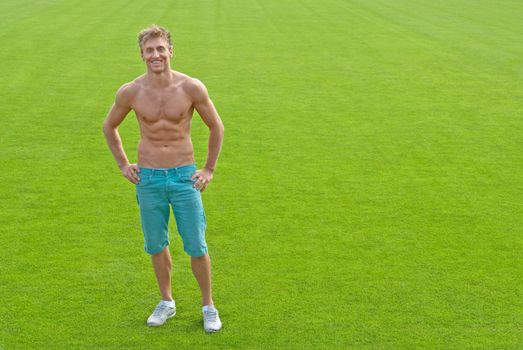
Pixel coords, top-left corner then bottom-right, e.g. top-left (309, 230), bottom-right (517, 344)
top-left (141, 37), bottom-right (173, 73)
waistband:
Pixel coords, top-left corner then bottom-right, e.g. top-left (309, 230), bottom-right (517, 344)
top-left (138, 163), bottom-right (196, 176)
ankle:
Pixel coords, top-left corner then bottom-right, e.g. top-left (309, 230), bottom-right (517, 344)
top-left (161, 299), bottom-right (175, 307)
top-left (202, 304), bottom-right (216, 312)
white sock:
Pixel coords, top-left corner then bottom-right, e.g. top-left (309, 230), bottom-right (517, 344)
top-left (202, 304), bottom-right (215, 312)
top-left (161, 300), bottom-right (175, 308)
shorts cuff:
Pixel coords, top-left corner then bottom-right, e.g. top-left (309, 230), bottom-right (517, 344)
top-left (145, 243), bottom-right (169, 255)
top-left (186, 247), bottom-right (208, 257)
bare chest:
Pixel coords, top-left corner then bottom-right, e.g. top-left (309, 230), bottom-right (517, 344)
top-left (133, 88), bottom-right (193, 123)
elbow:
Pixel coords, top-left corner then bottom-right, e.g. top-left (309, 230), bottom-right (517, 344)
top-left (102, 121), bottom-right (113, 135)
top-left (210, 121), bottom-right (224, 137)
top-left (217, 124), bottom-right (224, 139)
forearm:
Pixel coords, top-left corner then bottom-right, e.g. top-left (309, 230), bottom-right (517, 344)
top-left (103, 126), bottom-right (130, 169)
top-left (204, 125), bottom-right (224, 172)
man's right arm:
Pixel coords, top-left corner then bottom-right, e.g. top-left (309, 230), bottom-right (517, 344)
top-left (102, 83), bottom-right (140, 184)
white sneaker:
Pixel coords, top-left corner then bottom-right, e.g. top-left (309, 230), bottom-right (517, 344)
top-left (203, 305), bottom-right (222, 332)
top-left (147, 301), bottom-right (176, 327)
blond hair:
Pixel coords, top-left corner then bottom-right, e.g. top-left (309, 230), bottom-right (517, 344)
top-left (138, 25), bottom-right (172, 51)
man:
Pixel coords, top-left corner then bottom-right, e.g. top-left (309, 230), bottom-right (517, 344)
top-left (102, 25), bottom-right (224, 333)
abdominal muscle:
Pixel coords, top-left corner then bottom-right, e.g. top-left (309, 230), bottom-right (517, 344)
top-left (136, 119), bottom-right (196, 169)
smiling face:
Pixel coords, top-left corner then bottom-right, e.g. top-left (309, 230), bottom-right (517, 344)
top-left (140, 37), bottom-right (173, 74)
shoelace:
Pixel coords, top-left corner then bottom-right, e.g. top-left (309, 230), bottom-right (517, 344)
top-left (204, 309), bottom-right (218, 322)
top-left (152, 304), bottom-right (168, 317)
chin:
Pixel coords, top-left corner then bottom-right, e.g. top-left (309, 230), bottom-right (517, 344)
top-left (150, 66), bottom-right (166, 73)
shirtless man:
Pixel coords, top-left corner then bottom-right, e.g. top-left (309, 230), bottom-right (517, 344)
top-left (102, 25), bottom-right (224, 332)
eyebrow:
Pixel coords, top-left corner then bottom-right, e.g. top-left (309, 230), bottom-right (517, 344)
top-left (146, 45), bottom-right (166, 50)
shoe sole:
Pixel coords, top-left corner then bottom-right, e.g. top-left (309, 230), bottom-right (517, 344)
top-left (205, 329), bottom-right (221, 333)
top-left (147, 311), bottom-right (176, 327)
top-left (204, 325), bottom-right (222, 333)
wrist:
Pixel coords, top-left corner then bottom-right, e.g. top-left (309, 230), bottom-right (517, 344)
top-left (204, 166), bottom-right (215, 173)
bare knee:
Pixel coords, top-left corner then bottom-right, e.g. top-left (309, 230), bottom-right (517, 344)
top-left (191, 253), bottom-right (210, 261)
top-left (152, 248), bottom-right (171, 263)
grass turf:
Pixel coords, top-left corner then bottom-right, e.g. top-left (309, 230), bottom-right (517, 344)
top-left (0, 0), bottom-right (522, 348)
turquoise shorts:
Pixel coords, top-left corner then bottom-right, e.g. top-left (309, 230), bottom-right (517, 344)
top-left (135, 163), bottom-right (208, 256)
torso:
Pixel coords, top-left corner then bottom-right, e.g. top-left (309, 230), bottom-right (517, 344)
top-left (128, 71), bottom-right (196, 168)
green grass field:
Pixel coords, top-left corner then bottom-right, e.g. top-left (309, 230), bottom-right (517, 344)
top-left (1, 0), bottom-right (522, 349)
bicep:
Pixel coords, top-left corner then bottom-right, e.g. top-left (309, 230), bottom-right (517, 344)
top-left (104, 102), bottom-right (131, 128)
top-left (104, 85), bottom-right (133, 128)
top-left (195, 98), bottom-right (222, 128)
top-left (191, 80), bottom-right (222, 128)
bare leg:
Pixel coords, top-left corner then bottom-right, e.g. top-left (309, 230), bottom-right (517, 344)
top-left (191, 253), bottom-right (214, 306)
top-left (151, 247), bottom-right (173, 301)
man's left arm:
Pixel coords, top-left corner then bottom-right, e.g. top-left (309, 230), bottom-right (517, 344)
top-left (189, 78), bottom-right (225, 192)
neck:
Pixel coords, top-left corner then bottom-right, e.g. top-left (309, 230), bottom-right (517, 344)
top-left (146, 69), bottom-right (174, 88)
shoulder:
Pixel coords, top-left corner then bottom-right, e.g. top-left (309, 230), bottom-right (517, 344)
top-left (179, 74), bottom-right (209, 103)
top-left (115, 78), bottom-right (142, 106)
